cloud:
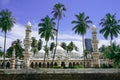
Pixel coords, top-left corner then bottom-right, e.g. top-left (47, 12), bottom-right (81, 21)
top-left (1, 23), bottom-right (120, 56)
top-left (98, 40), bottom-right (110, 48)
top-left (58, 34), bottom-right (82, 41)
top-left (0, 35), bottom-right (13, 50)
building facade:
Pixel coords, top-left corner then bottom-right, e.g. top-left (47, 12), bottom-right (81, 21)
top-left (0, 24), bottom-right (113, 69)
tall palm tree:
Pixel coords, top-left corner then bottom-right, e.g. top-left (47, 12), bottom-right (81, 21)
top-left (99, 13), bottom-right (120, 45)
top-left (0, 9), bottom-right (15, 67)
top-left (38, 15), bottom-right (55, 65)
top-left (51, 3), bottom-right (66, 62)
top-left (71, 12), bottom-right (92, 67)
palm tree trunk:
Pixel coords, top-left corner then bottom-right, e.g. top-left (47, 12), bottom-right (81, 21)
top-left (43, 41), bottom-right (48, 68)
top-left (52, 18), bottom-right (60, 63)
top-left (82, 35), bottom-right (85, 68)
top-left (3, 32), bottom-right (6, 68)
top-left (110, 36), bottom-right (112, 46)
top-left (110, 33), bottom-right (113, 45)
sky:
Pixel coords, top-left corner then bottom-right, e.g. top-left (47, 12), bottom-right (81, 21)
top-left (0, 0), bottom-right (120, 54)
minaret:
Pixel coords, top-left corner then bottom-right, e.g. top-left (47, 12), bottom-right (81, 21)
top-left (11, 43), bottom-right (16, 69)
top-left (23, 22), bottom-right (32, 68)
top-left (91, 25), bottom-right (100, 68)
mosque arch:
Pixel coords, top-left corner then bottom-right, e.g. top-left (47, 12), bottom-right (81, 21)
top-left (86, 62), bottom-right (90, 68)
top-left (54, 62), bottom-right (58, 66)
top-left (30, 62), bottom-right (34, 68)
top-left (39, 62), bottom-right (41, 68)
top-left (0, 62), bottom-right (1, 68)
top-left (69, 62), bottom-right (73, 68)
top-left (73, 62), bottom-right (75, 66)
top-left (61, 62), bottom-right (65, 68)
top-left (6, 62), bottom-right (10, 69)
top-left (50, 62), bottom-right (53, 68)
top-left (35, 62), bottom-right (38, 68)
top-left (80, 62), bottom-right (83, 65)
top-left (1, 62), bottom-right (5, 69)
top-left (42, 62), bottom-right (46, 68)
top-left (76, 62), bottom-right (79, 66)
top-left (47, 62), bottom-right (50, 68)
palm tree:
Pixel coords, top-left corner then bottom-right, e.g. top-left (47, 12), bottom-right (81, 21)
top-left (0, 9), bottom-right (15, 67)
top-left (31, 37), bottom-right (38, 55)
top-left (0, 46), bottom-right (3, 57)
top-left (71, 12), bottom-right (92, 67)
top-left (51, 3), bottom-right (66, 62)
top-left (38, 39), bottom-right (43, 51)
top-left (61, 42), bottom-right (67, 51)
top-left (38, 15), bottom-right (55, 65)
top-left (103, 43), bottom-right (120, 67)
top-left (6, 39), bottom-right (24, 59)
top-left (50, 42), bottom-right (55, 53)
top-left (15, 39), bottom-right (24, 59)
top-left (67, 41), bottom-right (75, 53)
top-left (99, 13), bottom-right (120, 45)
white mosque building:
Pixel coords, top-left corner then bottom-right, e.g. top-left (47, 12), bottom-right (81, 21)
top-left (0, 22), bottom-right (113, 69)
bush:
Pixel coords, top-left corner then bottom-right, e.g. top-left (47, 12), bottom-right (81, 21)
top-left (73, 65), bottom-right (84, 68)
top-left (101, 64), bottom-right (113, 68)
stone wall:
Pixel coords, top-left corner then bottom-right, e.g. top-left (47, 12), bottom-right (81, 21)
top-left (0, 69), bottom-right (120, 80)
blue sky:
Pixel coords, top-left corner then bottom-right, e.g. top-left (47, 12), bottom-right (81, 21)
top-left (0, 0), bottom-right (120, 53)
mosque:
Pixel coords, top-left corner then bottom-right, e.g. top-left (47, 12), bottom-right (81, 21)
top-left (0, 22), bottom-right (113, 69)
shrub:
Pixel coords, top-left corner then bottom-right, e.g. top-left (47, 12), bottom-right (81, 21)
top-left (73, 65), bottom-right (84, 68)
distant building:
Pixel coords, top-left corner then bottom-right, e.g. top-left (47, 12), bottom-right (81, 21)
top-left (85, 38), bottom-right (92, 50)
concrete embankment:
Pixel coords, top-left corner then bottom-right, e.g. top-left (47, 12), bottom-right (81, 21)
top-left (0, 69), bottom-right (120, 80)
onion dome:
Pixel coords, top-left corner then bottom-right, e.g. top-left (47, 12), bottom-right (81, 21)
top-left (27, 21), bottom-right (31, 26)
top-left (71, 49), bottom-right (79, 54)
top-left (38, 49), bottom-right (45, 54)
top-left (56, 45), bottom-right (64, 52)
top-left (26, 21), bottom-right (32, 29)
top-left (92, 25), bottom-right (97, 31)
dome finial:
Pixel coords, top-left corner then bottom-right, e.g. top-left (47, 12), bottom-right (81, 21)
top-left (92, 25), bottom-right (97, 31)
top-left (26, 21), bottom-right (32, 29)
top-left (27, 21), bottom-right (31, 26)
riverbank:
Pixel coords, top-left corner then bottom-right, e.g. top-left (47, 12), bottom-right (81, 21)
top-left (0, 69), bottom-right (120, 80)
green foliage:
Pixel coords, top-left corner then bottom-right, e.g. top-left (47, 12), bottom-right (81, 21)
top-left (38, 16), bottom-right (56, 63)
top-left (52, 2), bottom-right (66, 20)
top-left (101, 64), bottom-right (113, 68)
top-left (0, 47), bottom-right (3, 57)
top-left (53, 66), bottom-right (63, 69)
top-left (102, 43), bottom-right (120, 68)
top-left (0, 9), bottom-right (16, 61)
top-left (73, 65), bottom-right (84, 68)
top-left (50, 42), bottom-right (55, 51)
top-left (67, 41), bottom-right (78, 52)
top-left (38, 39), bottom-right (43, 50)
top-left (99, 13), bottom-right (120, 45)
top-left (61, 42), bottom-right (67, 50)
top-left (71, 12), bottom-right (92, 67)
top-left (38, 16), bottom-right (55, 42)
top-left (51, 3), bottom-right (66, 62)
top-left (6, 39), bottom-right (24, 59)
top-left (0, 9), bottom-right (15, 32)
top-left (31, 37), bottom-right (38, 55)
top-left (71, 12), bottom-right (92, 36)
